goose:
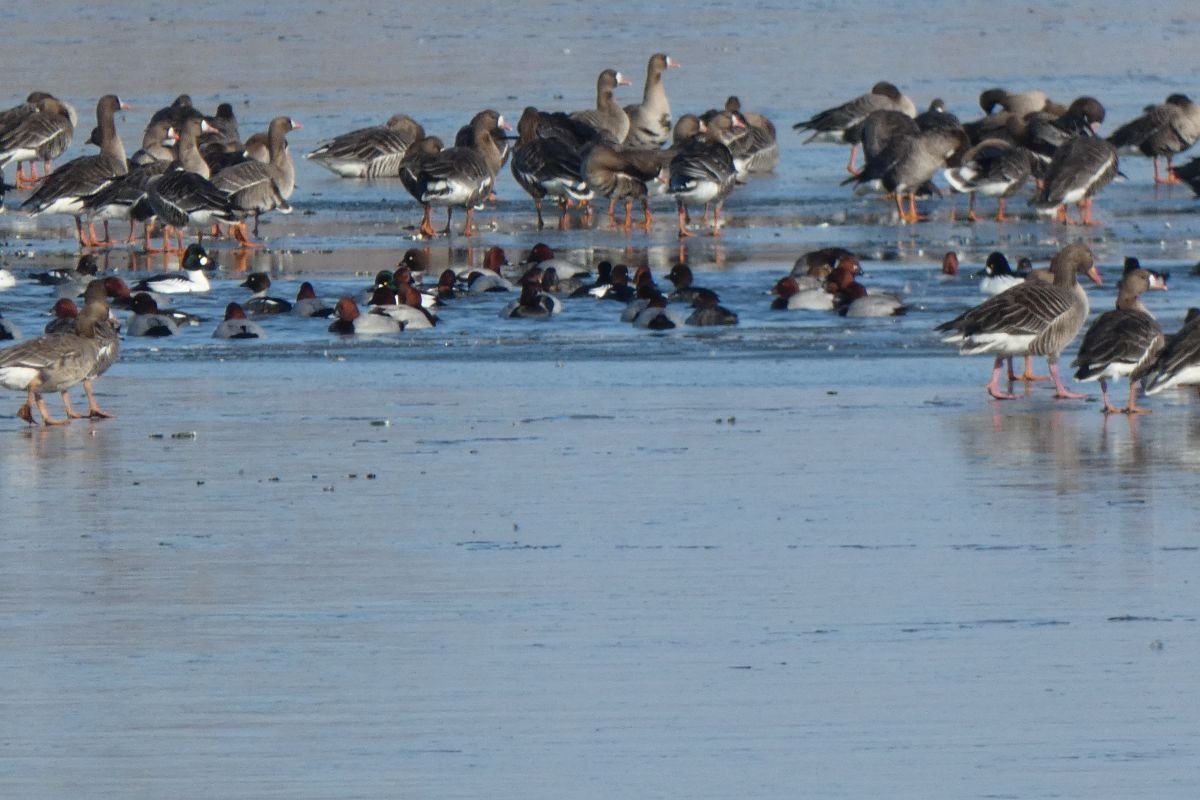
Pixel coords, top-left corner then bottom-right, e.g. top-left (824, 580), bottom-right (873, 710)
top-left (306, 113), bottom-right (425, 178)
top-left (669, 110), bottom-right (745, 237)
top-left (943, 137), bottom-right (1035, 222)
top-left (510, 107), bottom-right (592, 230)
top-left (623, 53), bottom-right (678, 150)
top-left (1029, 135), bottom-right (1120, 225)
top-left (844, 126), bottom-right (970, 223)
top-left (937, 243), bottom-right (1102, 400)
top-left (1071, 268), bottom-right (1167, 413)
top-left (413, 111), bottom-right (507, 237)
top-left (1109, 94), bottom-right (1200, 184)
top-left (0, 94), bottom-right (75, 189)
top-left (22, 94), bottom-right (130, 247)
top-left (572, 69), bottom-right (631, 144)
top-left (211, 115), bottom-right (301, 246)
top-left (1142, 310), bottom-right (1200, 397)
top-left (793, 82), bottom-right (917, 174)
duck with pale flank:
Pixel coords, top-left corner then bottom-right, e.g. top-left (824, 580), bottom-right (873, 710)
top-left (669, 110), bottom-right (745, 237)
top-left (631, 292), bottom-right (683, 330)
top-left (22, 94), bottom-right (130, 247)
top-left (462, 246), bottom-right (513, 294)
top-left (521, 243), bottom-right (589, 279)
top-left (240, 272), bottom-right (292, 315)
top-left (368, 286), bottom-right (437, 329)
top-left (978, 251), bottom-right (1024, 296)
top-left (937, 243), bottom-right (1102, 400)
top-left (328, 296), bottom-right (402, 335)
top-left (623, 53), bottom-right (679, 150)
top-left (665, 262), bottom-right (719, 306)
top-left (292, 281), bottom-right (333, 318)
top-left (126, 293), bottom-right (181, 337)
top-left (213, 302), bottom-right (266, 339)
top-left (0, 93), bottom-right (75, 189)
top-left (413, 111), bottom-right (508, 238)
top-left (0, 281), bottom-right (116, 424)
top-left (1071, 267), bottom-right (1167, 414)
top-left (686, 293), bottom-right (738, 326)
top-left (510, 107), bottom-right (593, 230)
top-left (500, 281), bottom-right (558, 320)
top-left (132, 243), bottom-right (212, 294)
top-left (212, 115), bottom-right (301, 247)
top-left (572, 69), bottom-right (632, 144)
top-left (793, 81), bottom-right (917, 174)
top-left (306, 113), bottom-right (425, 178)
top-left (1108, 94), bottom-right (1200, 184)
top-left (45, 298), bottom-right (80, 334)
top-left (0, 313), bottom-right (21, 341)
top-left (825, 256), bottom-right (907, 317)
top-left (791, 247), bottom-right (852, 282)
top-left (940, 252), bottom-right (960, 279)
top-left (770, 275), bottom-right (834, 311)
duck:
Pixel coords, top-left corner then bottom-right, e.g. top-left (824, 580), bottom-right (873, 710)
top-left (685, 293), bottom-right (738, 326)
top-left (1108, 94), bottom-right (1200, 184)
top-left (125, 293), bottom-right (181, 337)
top-left (665, 262), bottom-right (719, 306)
top-left (510, 107), bottom-right (593, 231)
top-left (305, 113), bottom-right (425, 178)
top-left (413, 111), bottom-right (507, 237)
top-left (825, 257), bottom-right (907, 317)
top-left (0, 283), bottom-right (114, 424)
top-left (631, 292), bottom-right (683, 330)
top-left (0, 314), bottom-right (20, 341)
top-left (572, 69), bottom-right (632, 143)
top-left (30, 253), bottom-right (100, 291)
top-left (793, 81), bottom-right (918, 174)
top-left (45, 298), bottom-right (80, 334)
top-left (131, 243), bottom-right (212, 294)
top-left (520, 242), bottom-right (590, 279)
top-left (770, 275), bottom-right (834, 311)
top-left (940, 252), bottom-right (960, 279)
top-left (844, 125), bottom-right (970, 223)
top-left (0, 93), bottom-right (75, 189)
top-left (292, 281), bottom-right (333, 318)
top-left (368, 286), bottom-right (437, 329)
top-left (1029, 136), bottom-right (1120, 225)
top-left (211, 115), bottom-right (301, 246)
top-left (462, 246), bottom-right (513, 293)
top-left (790, 247), bottom-right (852, 284)
top-left (936, 243), bottom-right (1103, 400)
top-left (943, 137), bottom-right (1035, 222)
top-left (22, 94), bottom-right (130, 247)
top-left (213, 302), bottom-right (266, 339)
top-left (1142, 310), bottom-right (1200, 397)
top-left (240, 272), bottom-right (292, 315)
top-left (623, 53), bottom-right (679, 150)
top-left (669, 110), bottom-right (746, 237)
top-left (1071, 267), bottom-right (1167, 413)
top-left (0, 268), bottom-right (15, 291)
top-left (979, 251), bottom-right (1024, 296)
top-left (327, 296), bottom-right (402, 335)
top-left (500, 282), bottom-right (557, 320)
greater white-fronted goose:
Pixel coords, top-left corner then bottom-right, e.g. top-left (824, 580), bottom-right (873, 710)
top-left (943, 137), bottom-right (1035, 222)
top-left (978, 88), bottom-right (1053, 118)
top-left (1029, 136), bottom-right (1119, 225)
top-left (412, 111), bottom-right (507, 237)
top-left (582, 141), bottom-right (666, 230)
top-left (844, 126), bottom-right (970, 223)
top-left (1109, 94), bottom-right (1200, 184)
top-left (719, 96), bottom-right (778, 175)
top-left (0, 283), bottom-right (113, 425)
top-left (22, 94), bottom-right (130, 247)
top-left (0, 94), bottom-right (75, 189)
top-left (146, 118), bottom-right (239, 251)
top-left (937, 243), bottom-right (1102, 400)
top-left (510, 106), bottom-right (592, 230)
top-left (623, 53), bottom-right (678, 150)
top-left (1071, 267), bottom-right (1167, 413)
top-left (669, 110), bottom-right (745, 237)
top-left (306, 113), bottom-right (425, 178)
top-left (793, 81), bottom-right (917, 174)
top-left (1024, 97), bottom-right (1107, 162)
top-left (212, 115), bottom-right (300, 246)
top-left (1142, 309), bottom-right (1200, 397)
top-left (398, 135), bottom-right (444, 206)
top-left (572, 69), bottom-right (631, 144)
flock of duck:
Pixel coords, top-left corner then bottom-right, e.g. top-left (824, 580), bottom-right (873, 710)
top-left (4, 62), bottom-right (1200, 424)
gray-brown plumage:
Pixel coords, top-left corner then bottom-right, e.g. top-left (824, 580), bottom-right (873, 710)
top-left (306, 113), bottom-right (425, 178)
top-left (572, 69), bottom-right (631, 144)
top-left (414, 111), bottom-right (506, 237)
top-left (510, 107), bottom-right (592, 230)
top-left (1108, 94), bottom-right (1200, 184)
top-left (793, 81), bottom-right (917, 173)
top-left (719, 96), bottom-right (778, 175)
top-left (978, 88), bottom-right (1054, 118)
top-left (1071, 268), bottom-right (1166, 413)
top-left (943, 137), bottom-right (1035, 221)
top-left (843, 126), bottom-right (969, 223)
top-left (0, 94), bottom-right (75, 187)
top-left (0, 281), bottom-right (116, 424)
top-left (1029, 136), bottom-right (1119, 225)
top-left (937, 243), bottom-right (1102, 399)
top-left (669, 110), bottom-right (745, 237)
top-left (22, 94), bottom-right (129, 247)
top-left (212, 115), bottom-right (300, 245)
top-left (583, 141), bottom-right (666, 230)
top-left (623, 53), bottom-right (677, 150)
top-left (1143, 310), bottom-right (1200, 396)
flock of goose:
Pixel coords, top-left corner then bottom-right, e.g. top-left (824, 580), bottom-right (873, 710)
top-left (4, 60), bottom-right (1200, 424)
